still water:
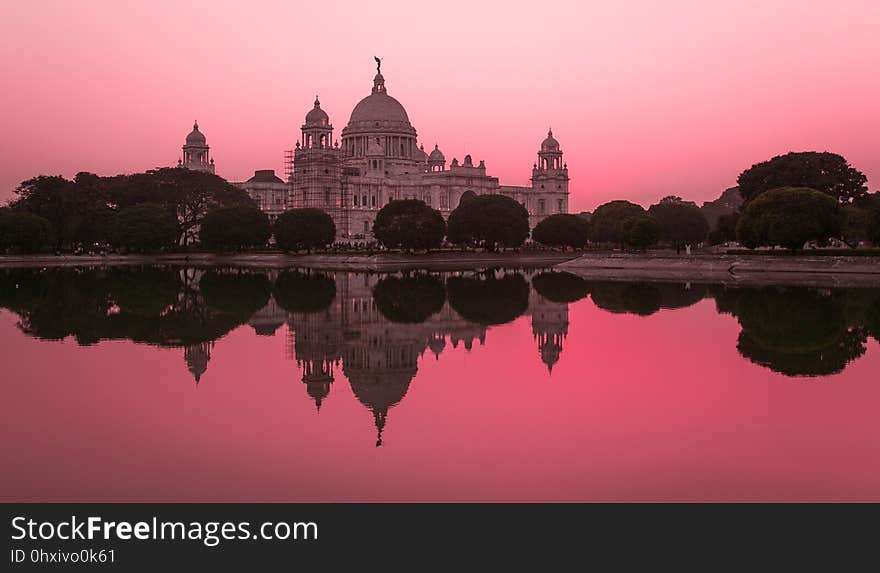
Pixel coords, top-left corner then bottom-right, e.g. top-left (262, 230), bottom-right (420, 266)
top-left (1, 266), bottom-right (878, 501)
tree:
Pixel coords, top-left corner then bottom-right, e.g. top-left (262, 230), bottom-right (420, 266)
top-left (199, 205), bottom-right (271, 251)
top-left (0, 211), bottom-right (52, 253)
top-left (869, 206), bottom-right (880, 246)
top-left (531, 271), bottom-right (590, 303)
top-left (648, 197), bottom-right (709, 249)
top-left (372, 200), bottom-right (445, 251)
top-left (108, 203), bottom-right (178, 253)
top-left (199, 270), bottom-right (272, 319)
top-left (107, 168), bottom-right (254, 246)
top-left (447, 273), bottom-right (529, 325)
top-left (274, 208), bottom-right (336, 253)
top-left (731, 287), bottom-right (866, 377)
top-left (588, 200), bottom-right (646, 245)
top-left (737, 151), bottom-right (868, 205)
top-left (532, 214), bottom-right (590, 250)
top-left (707, 212), bottom-right (740, 245)
top-left (735, 187), bottom-right (843, 250)
top-left (373, 274), bottom-right (446, 323)
top-left (273, 270), bottom-right (336, 313)
top-left (447, 194), bottom-right (530, 250)
top-left (621, 215), bottom-right (660, 250)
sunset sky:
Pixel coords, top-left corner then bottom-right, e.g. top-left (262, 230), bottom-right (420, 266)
top-left (1, 0), bottom-right (878, 212)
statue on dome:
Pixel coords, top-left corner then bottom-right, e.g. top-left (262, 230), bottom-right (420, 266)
top-left (374, 56), bottom-right (382, 73)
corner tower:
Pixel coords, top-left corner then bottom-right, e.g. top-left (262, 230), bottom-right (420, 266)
top-left (291, 95), bottom-right (343, 226)
top-left (180, 121), bottom-right (215, 173)
top-left (529, 129), bottom-right (569, 226)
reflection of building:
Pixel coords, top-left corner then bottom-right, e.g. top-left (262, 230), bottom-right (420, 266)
top-left (184, 341), bottom-right (213, 384)
top-left (178, 121), bottom-right (215, 173)
top-left (285, 272), bottom-right (488, 445)
top-left (282, 271), bottom-right (571, 445)
top-left (530, 288), bottom-right (570, 373)
top-left (287, 66), bottom-right (570, 236)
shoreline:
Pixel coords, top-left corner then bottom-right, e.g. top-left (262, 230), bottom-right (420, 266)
top-left (0, 251), bottom-right (580, 271)
top-left (0, 251), bottom-right (878, 285)
top-left (557, 253), bottom-right (880, 287)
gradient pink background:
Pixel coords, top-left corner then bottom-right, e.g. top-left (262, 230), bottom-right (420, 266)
top-left (1, 0), bottom-right (878, 212)
top-left (2, 296), bottom-right (879, 502)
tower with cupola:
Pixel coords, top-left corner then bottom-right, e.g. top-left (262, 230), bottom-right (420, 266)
top-left (529, 129), bottom-right (569, 226)
top-left (179, 121), bottom-right (215, 173)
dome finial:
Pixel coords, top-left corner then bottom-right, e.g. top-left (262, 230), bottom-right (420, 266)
top-left (194, 120), bottom-right (199, 130)
top-left (314, 95), bottom-right (320, 107)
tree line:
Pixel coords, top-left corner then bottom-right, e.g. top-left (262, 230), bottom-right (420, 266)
top-left (2, 151), bottom-right (878, 254)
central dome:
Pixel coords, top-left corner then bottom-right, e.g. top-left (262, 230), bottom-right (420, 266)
top-left (344, 71), bottom-right (415, 133)
top-left (349, 92), bottom-right (410, 125)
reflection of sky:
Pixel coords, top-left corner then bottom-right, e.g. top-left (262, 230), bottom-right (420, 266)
top-left (2, 1), bottom-right (878, 211)
top-left (2, 287), bottom-right (879, 502)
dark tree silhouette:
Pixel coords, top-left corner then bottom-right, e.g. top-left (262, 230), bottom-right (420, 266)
top-left (588, 200), bottom-right (646, 245)
top-left (589, 282), bottom-right (663, 316)
top-left (447, 273), bottom-right (529, 325)
top-left (0, 211), bottom-right (52, 253)
top-left (274, 208), bottom-right (336, 253)
top-left (532, 214), bottom-right (590, 250)
top-left (648, 197), bottom-right (709, 249)
top-left (372, 200), bottom-right (445, 251)
top-left (621, 215), bottom-right (660, 250)
top-left (199, 270), bottom-right (272, 318)
top-left (737, 151), bottom-right (868, 205)
top-left (109, 203), bottom-right (178, 253)
top-left (447, 194), bottom-right (530, 250)
top-left (373, 274), bottom-right (446, 323)
top-left (199, 205), bottom-right (271, 251)
top-left (531, 271), bottom-right (590, 303)
top-left (732, 287), bottom-right (867, 377)
top-left (736, 187), bottom-right (843, 250)
top-left (273, 270), bottom-right (337, 313)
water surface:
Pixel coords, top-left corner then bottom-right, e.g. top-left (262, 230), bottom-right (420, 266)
top-left (1, 266), bottom-right (878, 501)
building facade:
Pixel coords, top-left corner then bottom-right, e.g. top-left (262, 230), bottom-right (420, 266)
top-left (289, 64), bottom-right (569, 238)
top-left (184, 63), bottom-right (571, 237)
top-left (236, 169), bottom-right (290, 221)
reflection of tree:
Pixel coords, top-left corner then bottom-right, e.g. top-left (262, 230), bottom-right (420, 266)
top-left (199, 270), bottom-right (271, 318)
top-left (589, 282), bottom-right (662, 316)
top-left (0, 266), bottom-right (269, 349)
top-left (447, 273), bottom-right (529, 325)
top-left (373, 274), bottom-right (445, 323)
top-left (589, 281), bottom-right (708, 316)
top-left (733, 288), bottom-right (868, 377)
top-left (531, 271), bottom-right (589, 304)
top-left (273, 270), bottom-right (336, 313)
top-left (867, 298), bottom-right (880, 343)
top-left (109, 267), bottom-right (180, 316)
top-left (654, 283), bottom-right (708, 310)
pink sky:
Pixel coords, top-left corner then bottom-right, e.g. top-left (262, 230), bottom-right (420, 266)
top-left (1, 0), bottom-right (878, 212)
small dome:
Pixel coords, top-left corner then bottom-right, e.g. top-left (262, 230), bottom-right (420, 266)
top-left (541, 129), bottom-right (560, 152)
top-left (305, 96), bottom-right (329, 126)
top-left (185, 121), bottom-right (206, 146)
top-left (428, 144), bottom-right (445, 162)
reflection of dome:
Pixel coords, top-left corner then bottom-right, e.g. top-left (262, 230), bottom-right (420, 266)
top-left (429, 145), bottom-right (445, 162)
top-left (427, 334), bottom-right (446, 359)
top-left (541, 129), bottom-right (559, 152)
top-left (343, 363), bottom-right (416, 447)
top-left (305, 96), bottom-right (329, 126)
top-left (185, 121), bottom-right (206, 145)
